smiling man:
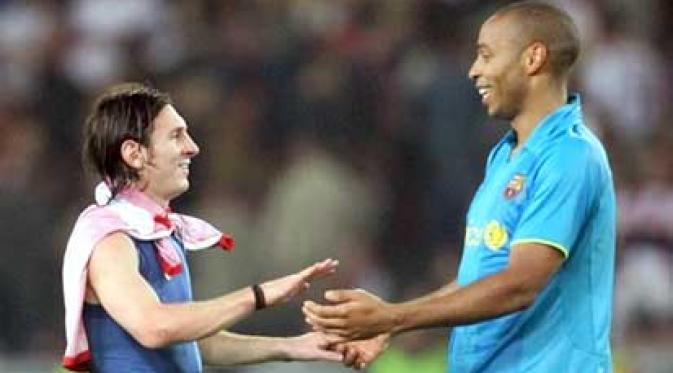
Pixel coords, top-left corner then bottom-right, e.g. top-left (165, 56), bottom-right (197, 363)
top-left (304, 2), bottom-right (616, 372)
top-left (61, 83), bottom-right (343, 372)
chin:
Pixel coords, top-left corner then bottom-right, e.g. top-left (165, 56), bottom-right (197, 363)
top-left (487, 106), bottom-right (502, 118)
top-left (489, 106), bottom-right (515, 121)
top-left (170, 182), bottom-right (190, 199)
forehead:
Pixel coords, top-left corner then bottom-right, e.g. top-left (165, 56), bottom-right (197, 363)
top-left (477, 14), bottom-right (523, 51)
top-left (152, 105), bottom-right (187, 133)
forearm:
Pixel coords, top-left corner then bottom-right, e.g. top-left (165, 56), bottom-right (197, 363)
top-left (393, 270), bottom-right (535, 333)
top-left (144, 287), bottom-right (256, 347)
top-left (199, 331), bottom-right (289, 366)
top-left (402, 280), bottom-right (460, 305)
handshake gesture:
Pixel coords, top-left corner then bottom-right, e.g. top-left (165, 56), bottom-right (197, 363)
top-left (260, 259), bottom-right (393, 369)
top-left (303, 289), bottom-right (395, 369)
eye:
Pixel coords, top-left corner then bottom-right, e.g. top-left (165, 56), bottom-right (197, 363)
top-left (171, 129), bottom-right (183, 139)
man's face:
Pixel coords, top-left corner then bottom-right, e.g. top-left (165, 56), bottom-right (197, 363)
top-left (468, 15), bottom-right (528, 120)
top-left (139, 105), bottom-right (199, 203)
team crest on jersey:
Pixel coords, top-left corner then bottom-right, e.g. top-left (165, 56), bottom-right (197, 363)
top-left (503, 173), bottom-right (526, 199)
top-left (483, 220), bottom-right (508, 250)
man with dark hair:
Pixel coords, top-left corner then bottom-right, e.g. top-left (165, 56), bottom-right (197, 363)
top-left (62, 82), bottom-right (343, 372)
top-left (304, 2), bottom-right (616, 372)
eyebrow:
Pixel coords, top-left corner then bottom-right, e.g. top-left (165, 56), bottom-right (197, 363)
top-left (169, 125), bottom-right (188, 135)
top-left (476, 43), bottom-right (491, 53)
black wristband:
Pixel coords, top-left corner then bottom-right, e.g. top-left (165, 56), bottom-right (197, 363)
top-left (252, 284), bottom-right (266, 310)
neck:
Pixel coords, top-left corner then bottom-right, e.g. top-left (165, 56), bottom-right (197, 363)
top-left (145, 192), bottom-right (171, 210)
top-left (128, 183), bottom-right (171, 210)
top-left (511, 80), bottom-right (567, 149)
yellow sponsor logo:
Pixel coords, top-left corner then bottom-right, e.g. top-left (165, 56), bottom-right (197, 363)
top-left (465, 226), bottom-right (482, 246)
top-left (483, 220), bottom-right (508, 250)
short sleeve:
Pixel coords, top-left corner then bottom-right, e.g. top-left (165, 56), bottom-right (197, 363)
top-left (511, 145), bottom-right (598, 258)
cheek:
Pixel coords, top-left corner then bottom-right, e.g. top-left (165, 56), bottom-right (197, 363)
top-left (499, 67), bottom-right (525, 100)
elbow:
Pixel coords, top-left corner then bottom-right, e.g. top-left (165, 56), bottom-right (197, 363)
top-left (132, 315), bottom-right (177, 349)
top-left (511, 289), bottom-right (538, 311)
top-left (502, 277), bottom-right (543, 312)
top-left (135, 331), bottom-right (170, 349)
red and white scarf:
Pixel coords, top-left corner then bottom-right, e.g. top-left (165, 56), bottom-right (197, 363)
top-left (61, 183), bottom-right (234, 371)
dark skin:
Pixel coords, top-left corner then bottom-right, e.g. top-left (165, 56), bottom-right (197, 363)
top-left (304, 11), bottom-right (570, 367)
top-left (304, 243), bottom-right (563, 340)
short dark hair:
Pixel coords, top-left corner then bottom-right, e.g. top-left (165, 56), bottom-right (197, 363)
top-left (82, 82), bottom-right (171, 198)
top-left (495, 1), bottom-right (580, 77)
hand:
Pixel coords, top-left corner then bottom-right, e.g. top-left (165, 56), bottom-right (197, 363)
top-left (333, 333), bottom-right (390, 370)
top-left (303, 289), bottom-right (398, 340)
top-left (260, 258), bottom-right (338, 307)
top-left (282, 332), bottom-right (343, 362)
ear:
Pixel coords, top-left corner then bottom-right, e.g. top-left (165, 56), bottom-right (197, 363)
top-left (120, 139), bottom-right (146, 170)
top-left (523, 41), bottom-right (548, 75)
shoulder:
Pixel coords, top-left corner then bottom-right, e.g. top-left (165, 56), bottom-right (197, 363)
top-left (89, 232), bottom-right (139, 273)
top-left (75, 204), bottom-right (126, 232)
top-left (97, 231), bottom-right (135, 249)
top-left (539, 125), bottom-right (608, 176)
top-left (66, 204), bottom-right (128, 255)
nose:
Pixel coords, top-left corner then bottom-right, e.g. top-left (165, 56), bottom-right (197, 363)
top-left (184, 133), bottom-right (200, 157)
top-left (468, 59), bottom-right (480, 82)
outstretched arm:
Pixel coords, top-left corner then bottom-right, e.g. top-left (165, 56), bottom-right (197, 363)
top-left (322, 283), bottom-right (460, 370)
top-left (88, 232), bottom-right (338, 348)
top-left (304, 242), bottom-right (563, 340)
top-left (198, 331), bottom-right (342, 366)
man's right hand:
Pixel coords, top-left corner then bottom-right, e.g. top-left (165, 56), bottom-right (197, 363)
top-left (260, 258), bottom-right (339, 307)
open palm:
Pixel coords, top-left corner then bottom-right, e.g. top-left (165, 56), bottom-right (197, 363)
top-left (261, 258), bottom-right (338, 307)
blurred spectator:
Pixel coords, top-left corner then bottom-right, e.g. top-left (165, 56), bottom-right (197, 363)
top-left (579, 5), bottom-right (666, 141)
top-left (615, 139), bottom-right (673, 341)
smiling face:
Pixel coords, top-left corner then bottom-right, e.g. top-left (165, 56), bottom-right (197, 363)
top-left (138, 105), bottom-right (200, 204)
top-left (468, 15), bottom-right (529, 120)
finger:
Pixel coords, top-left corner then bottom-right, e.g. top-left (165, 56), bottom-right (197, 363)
top-left (304, 313), bottom-right (348, 329)
top-left (319, 258), bottom-right (339, 269)
top-left (316, 258), bottom-right (338, 272)
top-left (301, 258), bottom-right (339, 280)
top-left (316, 349), bottom-right (343, 363)
top-left (332, 342), bottom-right (347, 354)
top-left (304, 314), bottom-right (349, 336)
top-left (320, 327), bottom-right (355, 339)
top-left (304, 312), bottom-right (322, 328)
top-left (325, 289), bottom-right (359, 303)
top-left (303, 301), bottom-right (349, 318)
top-left (323, 333), bottom-right (347, 346)
top-left (305, 318), bottom-right (324, 332)
top-left (343, 347), bottom-right (360, 367)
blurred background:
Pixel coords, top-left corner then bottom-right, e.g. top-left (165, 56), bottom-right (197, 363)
top-left (0, 0), bottom-right (672, 372)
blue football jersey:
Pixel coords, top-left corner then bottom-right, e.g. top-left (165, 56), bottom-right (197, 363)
top-left (449, 95), bottom-right (616, 372)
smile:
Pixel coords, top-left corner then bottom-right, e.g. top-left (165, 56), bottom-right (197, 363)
top-left (477, 86), bottom-right (492, 104)
top-left (179, 160), bottom-right (191, 170)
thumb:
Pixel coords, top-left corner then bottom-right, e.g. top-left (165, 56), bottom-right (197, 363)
top-left (325, 289), bottom-right (355, 303)
top-left (316, 349), bottom-right (344, 362)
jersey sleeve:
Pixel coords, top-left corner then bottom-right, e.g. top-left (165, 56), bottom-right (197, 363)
top-left (511, 144), bottom-right (598, 258)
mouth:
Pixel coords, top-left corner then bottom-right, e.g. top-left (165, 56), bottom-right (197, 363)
top-left (178, 160), bottom-right (191, 174)
top-left (477, 85), bottom-right (492, 104)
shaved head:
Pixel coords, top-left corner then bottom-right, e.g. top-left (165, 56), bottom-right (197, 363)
top-left (490, 1), bottom-right (580, 77)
